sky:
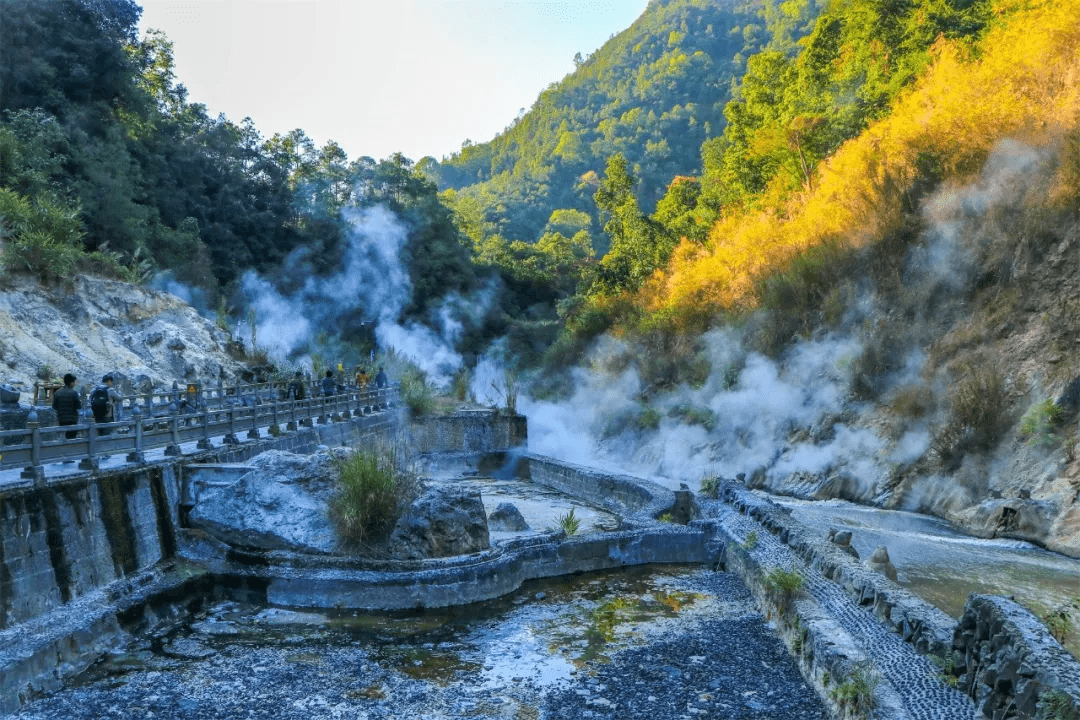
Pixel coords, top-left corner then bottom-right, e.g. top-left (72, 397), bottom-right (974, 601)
top-left (138, 0), bottom-right (651, 163)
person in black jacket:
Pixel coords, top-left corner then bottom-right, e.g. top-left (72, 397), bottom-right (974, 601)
top-left (374, 367), bottom-right (388, 388)
top-left (52, 373), bottom-right (81, 440)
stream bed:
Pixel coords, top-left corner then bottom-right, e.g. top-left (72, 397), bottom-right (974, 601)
top-left (15, 566), bottom-right (826, 720)
top-left (775, 496), bottom-right (1080, 654)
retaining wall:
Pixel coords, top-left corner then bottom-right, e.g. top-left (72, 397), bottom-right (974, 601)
top-left (524, 453), bottom-right (677, 523)
top-left (410, 412), bottom-right (526, 455)
top-left (720, 482), bottom-right (1080, 719)
top-left (226, 526), bottom-right (717, 611)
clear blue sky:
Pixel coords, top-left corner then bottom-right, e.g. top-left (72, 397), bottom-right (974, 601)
top-left (138, 1), bottom-right (650, 163)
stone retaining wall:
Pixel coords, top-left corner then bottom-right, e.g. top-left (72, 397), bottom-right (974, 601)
top-left (721, 485), bottom-right (955, 656)
top-left (524, 454), bottom-right (676, 523)
top-left (242, 525), bottom-right (717, 611)
top-left (955, 595), bottom-right (1080, 719)
top-left (409, 412), bottom-right (526, 454)
top-left (721, 482), bottom-right (1080, 719)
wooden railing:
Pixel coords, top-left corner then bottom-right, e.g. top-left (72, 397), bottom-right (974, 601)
top-left (1, 380), bottom-right (399, 483)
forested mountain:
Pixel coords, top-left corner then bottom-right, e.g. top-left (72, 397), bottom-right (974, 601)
top-left (0, 0), bottom-right (474, 327)
top-left (427, 0), bottom-right (788, 253)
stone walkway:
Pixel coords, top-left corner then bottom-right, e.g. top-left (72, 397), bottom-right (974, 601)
top-left (717, 505), bottom-right (976, 720)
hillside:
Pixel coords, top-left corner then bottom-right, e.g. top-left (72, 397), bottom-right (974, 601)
top-left (517, 0), bottom-right (1080, 557)
top-left (426, 0), bottom-right (778, 250)
top-left (0, 276), bottom-right (244, 395)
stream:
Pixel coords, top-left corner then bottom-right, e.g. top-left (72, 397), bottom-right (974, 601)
top-left (774, 496), bottom-right (1080, 654)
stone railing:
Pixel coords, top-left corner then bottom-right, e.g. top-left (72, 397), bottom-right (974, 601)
top-left (1, 382), bottom-right (399, 482)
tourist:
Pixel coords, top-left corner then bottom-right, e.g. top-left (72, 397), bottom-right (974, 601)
top-left (321, 369), bottom-right (337, 397)
top-left (356, 368), bottom-right (369, 389)
top-left (288, 371), bottom-right (306, 401)
top-left (90, 374), bottom-right (123, 435)
top-left (52, 373), bottom-right (81, 440)
top-left (375, 366), bottom-right (388, 389)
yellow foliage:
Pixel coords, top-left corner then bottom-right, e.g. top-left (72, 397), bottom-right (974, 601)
top-left (642, 0), bottom-right (1080, 324)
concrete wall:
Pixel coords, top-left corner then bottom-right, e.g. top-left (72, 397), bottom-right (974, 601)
top-left (524, 453), bottom-right (676, 523)
top-left (0, 413), bottom-right (396, 632)
top-left (409, 412), bottom-right (526, 454)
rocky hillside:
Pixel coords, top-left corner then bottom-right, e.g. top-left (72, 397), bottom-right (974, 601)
top-left (0, 275), bottom-right (244, 397)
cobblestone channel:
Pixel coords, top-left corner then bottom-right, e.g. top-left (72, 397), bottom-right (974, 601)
top-left (716, 503), bottom-right (976, 720)
top-left (12, 567), bottom-right (827, 720)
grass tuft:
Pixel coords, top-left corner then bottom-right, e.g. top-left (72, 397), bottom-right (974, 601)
top-left (329, 447), bottom-right (418, 549)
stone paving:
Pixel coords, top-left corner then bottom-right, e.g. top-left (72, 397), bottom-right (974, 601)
top-left (716, 504), bottom-right (977, 720)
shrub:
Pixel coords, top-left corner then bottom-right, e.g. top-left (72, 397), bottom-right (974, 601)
top-left (741, 530), bottom-right (759, 550)
top-left (451, 367), bottom-right (472, 402)
top-left (928, 653), bottom-right (960, 688)
top-left (699, 475), bottom-right (721, 499)
top-left (329, 447), bottom-right (417, 548)
top-left (668, 403), bottom-right (717, 431)
top-left (1041, 596), bottom-right (1080, 646)
top-left (399, 366), bottom-right (434, 418)
top-left (557, 507), bottom-right (580, 536)
top-left (763, 565), bottom-right (804, 615)
top-left (1020, 398), bottom-right (1064, 446)
top-left (933, 361), bottom-right (1008, 466)
top-left (1039, 689), bottom-right (1080, 720)
top-left (830, 661), bottom-right (880, 716)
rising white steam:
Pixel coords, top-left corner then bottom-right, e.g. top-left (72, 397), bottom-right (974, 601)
top-left (239, 205), bottom-right (481, 385)
top-left (509, 139), bottom-right (1053, 499)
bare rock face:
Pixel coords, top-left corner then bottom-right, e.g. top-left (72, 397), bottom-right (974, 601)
top-left (488, 502), bottom-right (529, 532)
top-left (390, 487), bottom-right (489, 559)
top-left (0, 275), bottom-right (241, 396)
top-left (867, 545), bottom-right (898, 581)
top-left (188, 449), bottom-right (348, 554)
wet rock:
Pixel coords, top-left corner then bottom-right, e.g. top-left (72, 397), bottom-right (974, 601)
top-left (488, 502), bottom-right (529, 531)
top-left (190, 620), bottom-right (241, 636)
top-left (867, 545), bottom-right (898, 581)
top-left (163, 637), bottom-right (216, 660)
top-left (187, 448), bottom-right (348, 554)
top-left (390, 486), bottom-right (489, 559)
top-left (827, 528), bottom-right (860, 559)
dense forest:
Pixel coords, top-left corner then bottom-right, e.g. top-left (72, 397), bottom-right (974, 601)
top-left (3, 0), bottom-right (1076, 389)
top-left (0, 0), bottom-right (475, 338)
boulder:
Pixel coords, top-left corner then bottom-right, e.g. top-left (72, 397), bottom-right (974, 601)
top-left (187, 448), bottom-right (349, 554)
top-left (488, 502), bottom-right (529, 532)
top-left (390, 487), bottom-right (489, 559)
top-left (827, 528), bottom-right (860, 559)
top-left (867, 545), bottom-right (898, 581)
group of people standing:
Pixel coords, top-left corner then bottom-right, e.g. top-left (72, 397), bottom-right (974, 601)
top-left (51, 373), bottom-right (122, 438)
top-left (52, 366), bottom-right (391, 437)
top-left (287, 366), bottom-right (389, 401)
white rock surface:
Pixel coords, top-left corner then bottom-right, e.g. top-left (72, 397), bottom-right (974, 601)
top-left (188, 449), bottom-right (349, 554)
top-left (0, 275), bottom-right (243, 395)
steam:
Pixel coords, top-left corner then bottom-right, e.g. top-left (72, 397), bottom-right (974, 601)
top-left (509, 138), bottom-right (1055, 501)
top-left (239, 205), bottom-right (483, 384)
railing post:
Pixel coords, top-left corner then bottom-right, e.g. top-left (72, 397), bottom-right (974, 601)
top-left (197, 406), bottom-right (213, 450)
top-left (164, 401), bottom-right (182, 456)
top-left (286, 393), bottom-right (297, 432)
top-left (79, 410), bottom-right (100, 472)
top-left (126, 405), bottom-right (145, 463)
top-left (247, 402), bottom-right (260, 439)
top-left (223, 406), bottom-right (240, 445)
top-left (20, 410), bottom-right (44, 485)
top-left (270, 398), bottom-right (281, 436)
